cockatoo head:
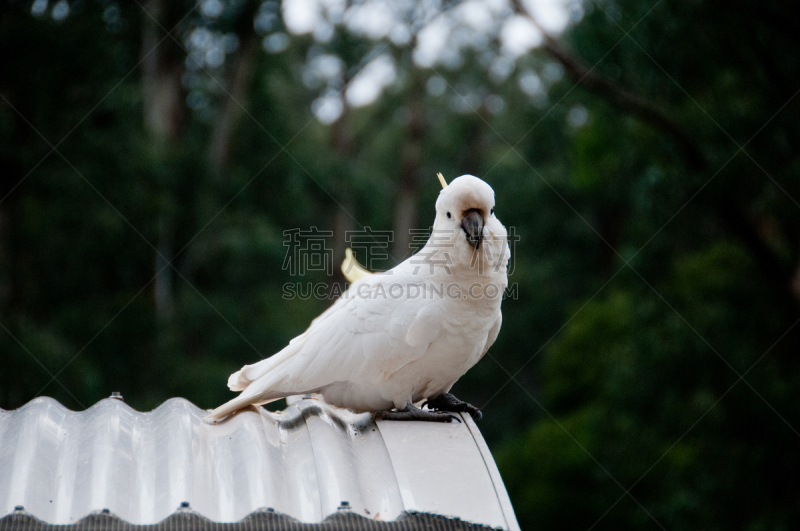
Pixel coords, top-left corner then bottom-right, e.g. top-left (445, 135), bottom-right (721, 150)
top-left (432, 174), bottom-right (508, 272)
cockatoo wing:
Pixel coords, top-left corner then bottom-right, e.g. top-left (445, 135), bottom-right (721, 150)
top-left (479, 312), bottom-right (502, 360)
top-left (205, 269), bottom-right (442, 421)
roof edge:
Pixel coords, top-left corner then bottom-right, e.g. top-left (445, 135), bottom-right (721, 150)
top-left (1, 506), bottom-right (504, 530)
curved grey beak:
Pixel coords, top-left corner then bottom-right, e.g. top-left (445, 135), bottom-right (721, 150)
top-left (461, 209), bottom-right (484, 249)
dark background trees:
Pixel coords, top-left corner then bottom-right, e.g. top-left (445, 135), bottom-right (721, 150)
top-left (2, 0), bottom-right (799, 528)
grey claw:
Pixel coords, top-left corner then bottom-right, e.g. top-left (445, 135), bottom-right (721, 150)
top-left (376, 404), bottom-right (456, 422)
top-left (424, 393), bottom-right (482, 422)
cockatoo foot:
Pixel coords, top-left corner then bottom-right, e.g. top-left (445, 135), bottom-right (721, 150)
top-left (375, 404), bottom-right (460, 423)
top-left (423, 393), bottom-right (483, 422)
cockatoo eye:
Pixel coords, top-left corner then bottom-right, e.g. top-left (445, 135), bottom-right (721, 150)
top-left (446, 212), bottom-right (451, 219)
top-left (490, 208), bottom-right (494, 215)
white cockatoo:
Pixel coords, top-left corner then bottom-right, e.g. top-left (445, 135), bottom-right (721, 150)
top-left (205, 174), bottom-right (510, 423)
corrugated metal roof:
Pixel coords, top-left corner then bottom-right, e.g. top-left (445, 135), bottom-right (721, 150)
top-left (0, 509), bottom-right (506, 531)
top-left (0, 396), bottom-right (519, 530)
top-left (1, 509), bottom-right (502, 530)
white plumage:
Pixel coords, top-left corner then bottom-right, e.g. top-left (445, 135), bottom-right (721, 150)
top-left (205, 174), bottom-right (509, 422)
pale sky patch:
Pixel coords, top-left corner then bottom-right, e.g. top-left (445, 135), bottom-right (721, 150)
top-left (500, 15), bottom-right (543, 58)
top-left (346, 54), bottom-right (397, 107)
top-left (282, 0), bottom-right (576, 122)
top-left (413, 17), bottom-right (451, 68)
top-left (283, 0), bottom-right (320, 34)
top-left (520, 0), bottom-right (571, 34)
top-left (457, 0), bottom-right (494, 33)
top-left (344, 1), bottom-right (397, 39)
top-left (312, 90), bottom-right (344, 124)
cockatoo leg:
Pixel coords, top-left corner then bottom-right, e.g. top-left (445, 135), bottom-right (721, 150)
top-left (423, 393), bottom-right (483, 422)
top-left (374, 404), bottom-right (459, 423)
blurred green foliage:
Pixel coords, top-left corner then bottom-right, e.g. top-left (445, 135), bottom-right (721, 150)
top-left (2, 0), bottom-right (799, 528)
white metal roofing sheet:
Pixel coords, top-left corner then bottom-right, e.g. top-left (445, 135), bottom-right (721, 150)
top-left (0, 395), bottom-right (519, 530)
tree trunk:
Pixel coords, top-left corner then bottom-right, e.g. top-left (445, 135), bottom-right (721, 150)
top-left (330, 98), bottom-right (355, 287)
top-left (392, 69), bottom-right (426, 262)
top-left (141, 0), bottom-right (184, 321)
top-left (208, 2), bottom-right (259, 173)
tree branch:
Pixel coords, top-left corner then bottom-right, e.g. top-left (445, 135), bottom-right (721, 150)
top-left (510, 0), bottom-right (798, 301)
top-left (510, 0), bottom-right (707, 171)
